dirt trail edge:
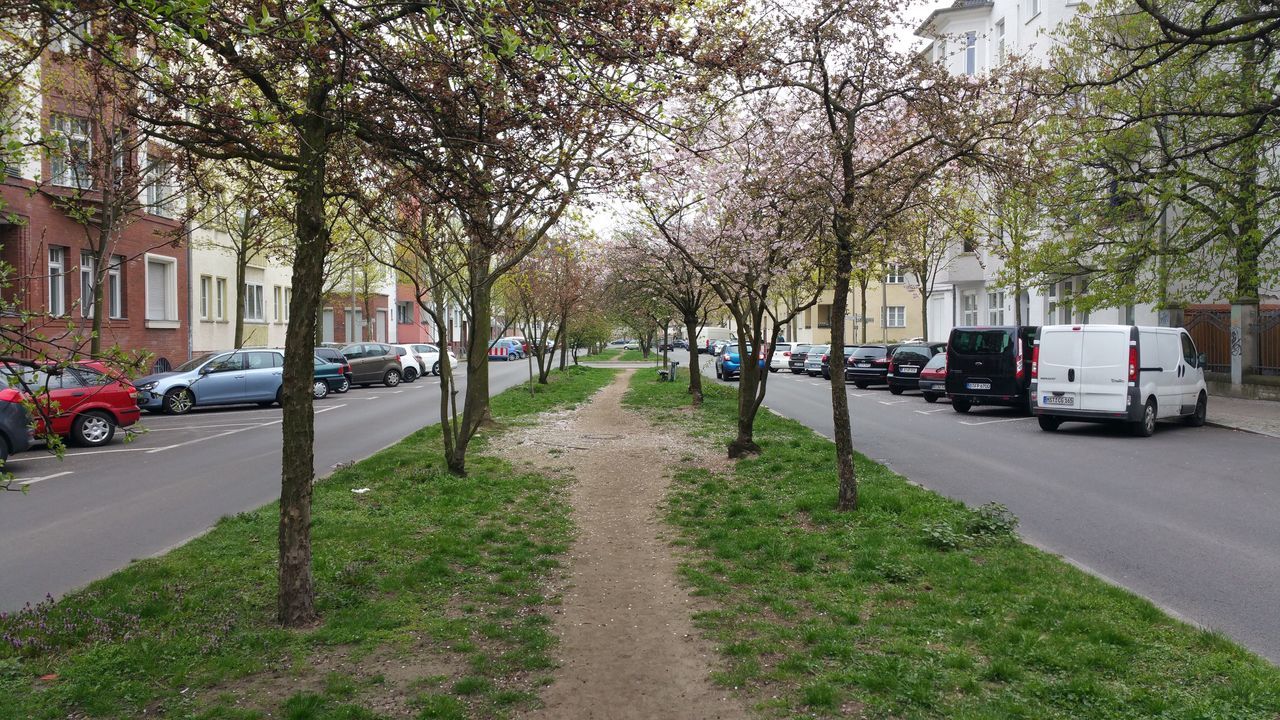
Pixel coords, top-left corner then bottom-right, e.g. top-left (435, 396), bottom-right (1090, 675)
top-left (491, 370), bottom-right (747, 720)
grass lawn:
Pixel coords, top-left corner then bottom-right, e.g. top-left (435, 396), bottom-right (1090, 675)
top-left (575, 348), bottom-right (621, 362)
top-left (624, 373), bottom-right (1280, 719)
top-left (0, 366), bottom-right (616, 720)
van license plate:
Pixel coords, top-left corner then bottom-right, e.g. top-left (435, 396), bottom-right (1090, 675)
top-left (1042, 395), bottom-right (1074, 406)
top-left (966, 382), bottom-right (991, 390)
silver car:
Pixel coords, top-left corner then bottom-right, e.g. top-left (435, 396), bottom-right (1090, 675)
top-left (803, 345), bottom-right (829, 377)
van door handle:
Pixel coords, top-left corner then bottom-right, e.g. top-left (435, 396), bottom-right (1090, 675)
top-left (1068, 369), bottom-right (1075, 382)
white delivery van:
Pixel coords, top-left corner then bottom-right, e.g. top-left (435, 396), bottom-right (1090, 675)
top-left (1031, 324), bottom-right (1208, 436)
top-left (696, 326), bottom-right (736, 354)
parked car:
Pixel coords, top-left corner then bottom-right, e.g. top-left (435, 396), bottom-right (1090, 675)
top-left (312, 357), bottom-right (346, 398)
top-left (390, 344), bottom-right (427, 382)
top-left (916, 353), bottom-right (948, 403)
top-left (886, 342), bottom-right (948, 395)
top-left (821, 345), bottom-right (858, 380)
top-left (788, 344), bottom-right (812, 373)
top-left (608, 338), bottom-right (630, 349)
top-left (1, 361), bottom-right (139, 447)
top-left (845, 344), bottom-right (899, 388)
top-left (488, 338), bottom-right (525, 361)
top-left (944, 326), bottom-right (1039, 414)
top-left (1032, 324), bottom-right (1207, 436)
top-left (804, 345), bottom-right (830, 376)
top-left (136, 349), bottom-right (288, 414)
top-left (715, 344), bottom-right (754, 381)
top-left (340, 343), bottom-right (404, 387)
top-left (407, 343), bottom-right (457, 375)
top-left (0, 381), bottom-right (32, 462)
top-left (313, 347), bottom-right (352, 392)
top-left (623, 340), bottom-right (641, 350)
top-left (673, 339), bottom-right (689, 350)
top-left (769, 342), bottom-right (802, 373)
top-left (710, 340), bottom-right (731, 357)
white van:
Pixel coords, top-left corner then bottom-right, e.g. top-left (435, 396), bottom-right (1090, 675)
top-left (1031, 324), bottom-right (1208, 436)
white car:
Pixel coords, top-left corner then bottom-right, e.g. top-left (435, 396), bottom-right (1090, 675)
top-left (1032, 324), bottom-right (1208, 436)
top-left (406, 343), bottom-right (457, 376)
top-left (624, 341), bottom-right (641, 350)
top-left (390, 344), bottom-right (427, 382)
top-left (768, 342), bottom-right (802, 372)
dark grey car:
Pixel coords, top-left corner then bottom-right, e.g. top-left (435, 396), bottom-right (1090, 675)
top-left (340, 343), bottom-right (402, 387)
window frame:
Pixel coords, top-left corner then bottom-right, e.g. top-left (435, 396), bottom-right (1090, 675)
top-left (144, 154), bottom-right (177, 218)
top-left (987, 290), bottom-right (1006, 326)
top-left (884, 305), bottom-right (906, 328)
top-left (79, 251), bottom-right (95, 318)
top-left (215, 277), bottom-right (227, 321)
top-left (199, 275), bottom-right (213, 321)
top-left (50, 115), bottom-right (92, 189)
top-left (964, 31), bottom-right (977, 75)
top-left (143, 253), bottom-right (179, 327)
top-left (961, 292), bottom-right (979, 326)
top-left (885, 264), bottom-right (905, 285)
top-left (107, 255), bottom-right (123, 319)
top-left (245, 282), bottom-right (265, 322)
top-left (48, 246), bottom-right (67, 316)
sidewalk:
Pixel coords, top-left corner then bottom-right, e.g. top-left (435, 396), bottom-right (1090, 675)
top-left (1207, 394), bottom-right (1280, 438)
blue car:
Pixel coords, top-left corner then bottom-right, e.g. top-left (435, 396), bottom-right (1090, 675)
top-left (135, 349), bottom-right (288, 415)
top-left (715, 344), bottom-right (759, 381)
top-left (488, 338), bottom-right (524, 361)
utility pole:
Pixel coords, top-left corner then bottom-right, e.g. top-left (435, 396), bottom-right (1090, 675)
top-left (349, 267), bottom-right (357, 343)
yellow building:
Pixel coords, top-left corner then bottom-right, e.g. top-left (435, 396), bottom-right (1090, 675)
top-left (787, 265), bottom-right (926, 345)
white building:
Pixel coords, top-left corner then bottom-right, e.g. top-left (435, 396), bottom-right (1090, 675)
top-left (189, 226), bottom-right (294, 352)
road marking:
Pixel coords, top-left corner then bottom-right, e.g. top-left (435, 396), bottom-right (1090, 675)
top-left (144, 421), bottom-right (264, 432)
top-left (915, 408), bottom-right (949, 415)
top-left (389, 390), bottom-right (404, 394)
top-left (363, 396), bottom-right (381, 400)
top-left (959, 416), bottom-right (1035, 426)
top-left (20, 446), bottom-right (150, 460)
top-left (848, 392), bottom-right (872, 397)
top-left (315, 404), bottom-right (346, 413)
top-left (146, 419), bottom-right (281, 453)
top-left (18, 470), bottom-right (74, 486)
top-left (879, 399), bottom-right (911, 406)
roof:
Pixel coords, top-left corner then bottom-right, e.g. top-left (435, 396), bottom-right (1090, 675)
top-left (914, 0), bottom-right (995, 38)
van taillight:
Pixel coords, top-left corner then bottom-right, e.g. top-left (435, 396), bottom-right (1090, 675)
top-left (1031, 344), bottom-right (1039, 379)
top-left (1129, 345), bottom-right (1138, 382)
top-left (1015, 342), bottom-right (1025, 380)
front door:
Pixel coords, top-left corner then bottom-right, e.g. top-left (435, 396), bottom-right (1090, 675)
top-left (376, 309), bottom-right (388, 342)
top-left (195, 352), bottom-right (246, 404)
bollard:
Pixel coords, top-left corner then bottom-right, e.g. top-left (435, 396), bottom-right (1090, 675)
top-left (667, 360), bottom-right (680, 382)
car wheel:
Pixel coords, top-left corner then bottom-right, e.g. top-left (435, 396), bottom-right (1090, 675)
top-left (404, 366), bottom-right (418, 382)
top-left (1186, 392), bottom-right (1207, 427)
top-left (1037, 415), bottom-right (1061, 432)
top-left (952, 398), bottom-right (972, 414)
top-left (715, 365), bottom-right (722, 379)
top-left (854, 381), bottom-right (868, 390)
top-left (769, 367), bottom-right (778, 373)
top-left (889, 386), bottom-right (904, 396)
top-left (1131, 398), bottom-right (1157, 437)
top-left (922, 393), bottom-right (938, 403)
top-left (164, 388), bottom-right (194, 415)
top-left (432, 361), bottom-right (440, 376)
top-left (823, 369), bottom-right (830, 380)
top-left (72, 411), bottom-right (116, 447)
top-left (312, 379), bottom-right (329, 399)
top-left (336, 377), bottom-right (350, 393)
top-left (384, 368), bottom-right (401, 387)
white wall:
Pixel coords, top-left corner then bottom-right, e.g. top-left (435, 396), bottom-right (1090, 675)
top-left (189, 227), bottom-right (293, 352)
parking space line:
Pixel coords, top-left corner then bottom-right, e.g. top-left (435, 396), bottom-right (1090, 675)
top-left (146, 419), bottom-right (281, 454)
top-left (878, 399), bottom-right (911, 406)
top-left (20, 446), bottom-right (150, 461)
top-left (144, 421), bottom-right (264, 431)
top-left (848, 392), bottom-right (872, 397)
top-left (18, 470), bottom-right (74, 486)
top-left (914, 408), bottom-right (949, 415)
top-left (315, 404), bottom-right (346, 413)
top-left (959, 416), bottom-right (1034, 426)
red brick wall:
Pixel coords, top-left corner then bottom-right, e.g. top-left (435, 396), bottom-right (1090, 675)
top-left (395, 283), bottom-right (435, 343)
top-left (0, 179), bottom-right (189, 367)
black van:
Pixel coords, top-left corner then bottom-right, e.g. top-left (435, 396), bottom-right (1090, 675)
top-left (945, 326), bottom-right (1039, 413)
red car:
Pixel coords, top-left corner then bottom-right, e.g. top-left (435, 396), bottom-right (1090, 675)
top-left (1, 361), bottom-right (141, 447)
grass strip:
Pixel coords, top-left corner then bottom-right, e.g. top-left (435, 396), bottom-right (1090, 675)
top-left (575, 348), bottom-right (621, 362)
top-left (0, 366), bottom-right (615, 720)
top-left (624, 373), bottom-right (1280, 719)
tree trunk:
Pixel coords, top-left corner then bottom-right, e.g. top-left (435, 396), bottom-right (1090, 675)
top-left (557, 311), bottom-right (569, 370)
top-left (858, 276), bottom-right (869, 344)
top-left (920, 292), bottom-right (929, 340)
top-left (684, 314), bottom-right (703, 407)
top-left (234, 247), bottom-right (247, 348)
top-left (831, 222), bottom-right (858, 512)
top-left (728, 332), bottom-right (763, 457)
top-left (89, 245), bottom-right (106, 356)
top-left (449, 253), bottom-right (496, 475)
top-left (277, 97), bottom-right (328, 629)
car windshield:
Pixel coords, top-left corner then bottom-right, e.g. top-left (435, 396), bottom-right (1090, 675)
top-left (794, 345), bottom-right (809, 353)
top-left (951, 330), bottom-right (1013, 355)
top-left (924, 353), bottom-right (946, 370)
top-left (174, 353), bottom-right (218, 372)
top-left (851, 346), bottom-right (886, 359)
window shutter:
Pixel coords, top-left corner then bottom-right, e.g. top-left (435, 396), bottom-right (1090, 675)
top-left (147, 261), bottom-right (167, 319)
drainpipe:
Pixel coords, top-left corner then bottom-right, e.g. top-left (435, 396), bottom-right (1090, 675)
top-left (185, 220), bottom-right (193, 361)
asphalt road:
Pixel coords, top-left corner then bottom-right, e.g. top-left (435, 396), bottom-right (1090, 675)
top-left (697, 356), bottom-right (1280, 663)
top-left (0, 360), bottom-right (537, 611)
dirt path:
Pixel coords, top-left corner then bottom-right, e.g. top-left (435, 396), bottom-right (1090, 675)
top-left (491, 370), bottom-right (747, 720)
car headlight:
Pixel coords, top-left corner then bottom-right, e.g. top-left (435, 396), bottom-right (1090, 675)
top-left (138, 381), bottom-right (157, 391)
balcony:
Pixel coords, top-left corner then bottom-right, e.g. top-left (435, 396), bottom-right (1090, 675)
top-left (940, 253), bottom-right (986, 284)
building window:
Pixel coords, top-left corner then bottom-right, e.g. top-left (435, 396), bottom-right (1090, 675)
top-left (962, 292), bottom-right (979, 325)
top-left (937, 39), bottom-right (947, 64)
top-left (79, 251), bottom-right (95, 318)
top-left (962, 234), bottom-right (978, 253)
top-left (396, 300), bottom-right (413, 324)
top-left (215, 277), bottom-right (227, 320)
top-left (50, 115), bottom-right (92, 189)
top-left (200, 275), bottom-right (213, 320)
top-left (145, 255), bottom-right (178, 322)
top-left (987, 291), bottom-right (1006, 325)
top-left (1059, 280), bottom-right (1073, 323)
top-left (283, 288), bottom-right (291, 321)
top-left (49, 15), bottom-right (89, 54)
top-left (245, 283), bottom-right (264, 322)
top-left (995, 20), bottom-right (1006, 64)
top-left (144, 156), bottom-right (176, 217)
top-left (48, 247), bottom-right (67, 316)
top-left (1029, 0), bottom-right (1041, 18)
top-left (273, 286), bottom-right (282, 322)
top-left (885, 306), bottom-right (906, 328)
top-left (107, 255), bottom-right (123, 318)
top-left (885, 264), bottom-right (905, 284)
top-left (965, 31), bottom-right (977, 75)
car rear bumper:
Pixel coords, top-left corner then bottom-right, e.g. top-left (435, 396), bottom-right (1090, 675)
top-left (917, 379), bottom-right (946, 394)
top-left (845, 369), bottom-right (888, 382)
top-left (117, 407), bottom-right (142, 427)
top-left (1031, 384), bottom-right (1142, 422)
top-left (887, 374), bottom-right (920, 389)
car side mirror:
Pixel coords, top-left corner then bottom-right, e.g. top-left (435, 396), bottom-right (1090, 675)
top-left (1197, 352), bottom-right (1207, 368)
top-left (198, 366), bottom-right (210, 375)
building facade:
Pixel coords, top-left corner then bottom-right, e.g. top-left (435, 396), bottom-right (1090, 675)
top-left (189, 226), bottom-right (293, 353)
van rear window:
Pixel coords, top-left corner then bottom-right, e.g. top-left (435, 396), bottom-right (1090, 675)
top-left (951, 330), bottom-right (1012, 355)
top-left (852, 346), bottom-right (886, 359)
